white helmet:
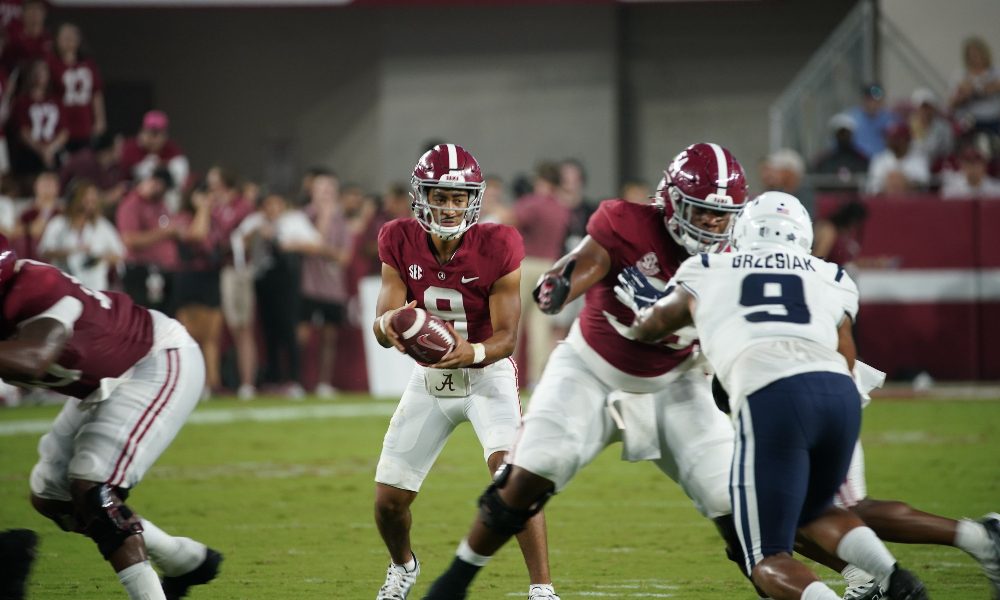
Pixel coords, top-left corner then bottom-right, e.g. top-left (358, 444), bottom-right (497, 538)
top-left (731, 191), bottom-right (813, 254)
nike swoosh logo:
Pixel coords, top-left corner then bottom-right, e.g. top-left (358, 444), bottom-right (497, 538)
top-left (461, 276), bottom-right (479, 283)
top-left (417, 334), bottom-right (448, 352)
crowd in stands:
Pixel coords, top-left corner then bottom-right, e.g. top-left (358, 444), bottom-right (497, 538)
top-left (769, 35), bottom-right (1000, 204)
top-left (0, 0), bottom-right (995, 403)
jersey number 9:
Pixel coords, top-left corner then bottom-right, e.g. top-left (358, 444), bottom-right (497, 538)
top-left (739, 273), bottom-right (811, 324)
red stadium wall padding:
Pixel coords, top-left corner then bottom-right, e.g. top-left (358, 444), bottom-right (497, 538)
top-left (856, 303), bottom-right (979, 380)
top-left (980, 302), bottom-right (1000, 380)
top-left (856, 198), bottom-right (977, 269)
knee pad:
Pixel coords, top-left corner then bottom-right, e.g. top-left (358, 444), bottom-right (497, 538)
top-left (78, 484), bottom-right (144, 560)
top-left (477, 466), bottom-right (552, 538)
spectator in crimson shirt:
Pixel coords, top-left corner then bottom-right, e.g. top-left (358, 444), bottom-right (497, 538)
top-left (59, 131), bottom-right (124, 215)
top-left (14, 169), bottom-right (60, 259)
top-left (115, 167), bottom-right (179, 315)
top-left (2, 0), bottom-right (50, 72)
top-left (0, 0), bottom-right (22, 35)
top-left (47, 23), bottom-right (106, 153)
top-left (513, 160), bottom-right (570, 387)
top-left (11, 59), bottom-right (67, 180)
top-left (120, 109), bottom-right (189, 210)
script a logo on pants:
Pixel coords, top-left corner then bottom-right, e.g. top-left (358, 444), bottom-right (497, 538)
top-left (435, 372), bottom-right (455, 393)
top-left (409, 265), bottom-right (423, 280)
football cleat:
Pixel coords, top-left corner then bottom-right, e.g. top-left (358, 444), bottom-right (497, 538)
top-left (978, 512), bottom-right (1000, 599)
top-left (162, 547), bottom-right (223, 600)
top-left (844, 577), bottom-right (886, 600)
top-left (377, 558), bottom-right (420, 600)
top-left (884, 565), bottom-right (928, 600)
top-left (528, 583), bottom-right (561, 599)
top-left (0, 529), bottom-right (38, 600)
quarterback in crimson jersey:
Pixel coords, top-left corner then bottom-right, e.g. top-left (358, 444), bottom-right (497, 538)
top-left (370, 144), bottom-right (559, 600)
top-left (0, 240), bottom-right (222, 600)
top-left (423, 143), bottom-right (750, 599)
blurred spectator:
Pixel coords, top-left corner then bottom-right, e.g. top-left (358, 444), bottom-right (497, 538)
top-left (10, 59), bottom-right (67, 181)
top-left (382, 181), bottom-right (413, 222)
top-left (620, 179), bottom-right (650, 204)
top-left (2, 0), bottom-right (50, 72)
top-left (812, 200), bottom-right (867, 268)
top-left (514, 160), bottom-right (570, 387)
top-left (848, 83), bottom-right (897, 158)
top-left (0, 0), bottom-right (22, 34)
top-left (948, 36), bottom-right (1000, 135)
top-left (762, 148), bottom-right (815, 215)
top-left (47, 23), bottom-right (106, 152)
top-left (0, 176), bottom-right (15, 237)
top-left (866, 122), bottom-right (930, 195)
top-left (208, 165), bottom-right (256, 399)
top-left (37, 179), bottom-right (123, 291)
top-left (115, 167), bottom-right (178, 315)
top-left (941, 145), bottom-right (1000, 199)
top-left (553, 158), bottom-right (594, 342)
top-left (297, 165), bottom-right (333, 206)
top-left (0, 31), bottom-right (14, 176)
top-left (298, 171), bottom-right (352, 399)
top-left (813, 113), bottom-right (869, 185)
top-left (59, 131), bottom-right (124, 213)
top-left (172, 183), bottom-right (223, 397)
top-left (244, 191), bottom-right (322, 394)
top-left (15, 169), bottom-right (60, 259)
top-left (480, 175), bottom-right (513, 225)
top-left (908, 88), bottom-right (954, 170)
top-left (120, 109), bottom-right (189, 211)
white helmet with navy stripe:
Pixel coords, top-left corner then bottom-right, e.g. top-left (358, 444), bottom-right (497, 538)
top-left (410, 143), bottom-right (485, 241)
top-left (731, 191), bottom-right (813, 254)
top-left (655, 142), bottom-right (749, 255)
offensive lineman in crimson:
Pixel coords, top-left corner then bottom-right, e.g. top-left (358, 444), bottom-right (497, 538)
top-left (0, 236), bottom-right (221, 599)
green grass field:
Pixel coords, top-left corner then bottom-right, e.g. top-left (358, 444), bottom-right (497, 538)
top-left (1, 395), bottom-right (998, 599)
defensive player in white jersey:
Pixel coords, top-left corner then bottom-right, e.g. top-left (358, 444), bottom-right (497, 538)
top-left (623, 192), bottom-right (928, 600)
top-left (422, 143), bottom-right (751, 599)
top-left (371, 144), bottom-right (559, 600)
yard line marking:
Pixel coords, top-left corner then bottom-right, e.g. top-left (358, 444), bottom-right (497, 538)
top-left (0, 402), bottom-right (398, 437)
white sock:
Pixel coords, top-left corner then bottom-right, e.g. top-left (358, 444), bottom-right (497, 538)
top-left (800, 581), bottom-right (841, 600)
top-left (836, 526), bottom-right (897, 585)
top-left (456, 538), bottom-right (492, 567)
top-left (117, 560), bottom-right (167, 600)
top-left (530, 583), bottom-right (556, 593)
top-left (955, 519), bottom-right (995, 562)
top-left (842, 564), bottom-right (874, 586)
top-left (393, 555), bottom-right (418, 572)
top-left (139, 518), bottom-right (207, 577)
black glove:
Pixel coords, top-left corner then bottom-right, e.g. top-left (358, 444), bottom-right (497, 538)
top-left (532, 259), bottom-right (576, 315)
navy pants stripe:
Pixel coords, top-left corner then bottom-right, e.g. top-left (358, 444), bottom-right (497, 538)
top-left (731, 371), bottom-right (861, 574)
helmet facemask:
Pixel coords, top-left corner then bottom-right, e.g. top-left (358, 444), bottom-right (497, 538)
top-left (410, 181), bottom-right (484, 241)
top-left (665, 184), bottom-right (742, 255)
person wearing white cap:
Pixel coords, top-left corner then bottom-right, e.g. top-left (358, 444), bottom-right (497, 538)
top-left (908, 88), bottom-right (954, 166)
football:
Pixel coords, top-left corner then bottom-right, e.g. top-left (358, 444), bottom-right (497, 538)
top-left (390, 307), bottom-right (456, 365)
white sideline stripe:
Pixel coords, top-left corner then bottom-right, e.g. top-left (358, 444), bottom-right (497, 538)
top-left (0, 402), bottom-right (397, 437)
top-left (856, 268), bottom-right (1000, 302)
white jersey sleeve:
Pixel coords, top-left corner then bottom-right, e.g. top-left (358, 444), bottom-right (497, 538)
top-left (675, 250), bottom-right (858, 402)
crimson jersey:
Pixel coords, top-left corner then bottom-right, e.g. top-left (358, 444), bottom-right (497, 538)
top-left (378, 219), bottom-right (524, 343)
top-left (46, 56), bottom-right (103, 141)
top-left (0, 260), bottom-right (154, 399)
top-left (581, 199), bottom-right (694, 377)
top-left (11, 94), bottom-right (66, 144)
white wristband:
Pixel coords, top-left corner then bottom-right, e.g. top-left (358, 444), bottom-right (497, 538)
top-left (472, 343), bottom-right (486, 365)
top-left (376, 312), bottom-right (390, 337)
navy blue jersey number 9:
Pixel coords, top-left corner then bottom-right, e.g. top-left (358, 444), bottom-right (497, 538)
top-left (739, 273), bottom-right (811, 324)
